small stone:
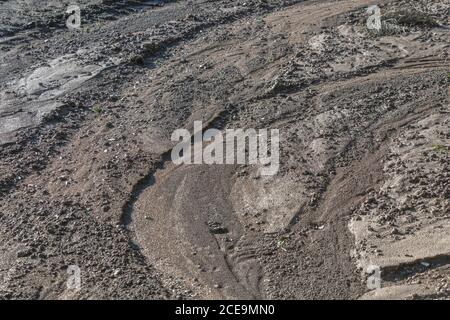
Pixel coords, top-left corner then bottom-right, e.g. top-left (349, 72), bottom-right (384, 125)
top-left (17, 248), bottom-right (32, 258)
top-left (105, 122), bottom-right (114, 129)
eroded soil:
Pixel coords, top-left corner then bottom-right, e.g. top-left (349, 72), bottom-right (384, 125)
top-left (0, 0), bottom-right (449, 299)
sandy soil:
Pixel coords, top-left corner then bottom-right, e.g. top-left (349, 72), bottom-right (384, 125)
top-left (0, 0), bottom-right (449, 299)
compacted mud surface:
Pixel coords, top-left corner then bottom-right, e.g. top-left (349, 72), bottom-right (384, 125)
top-left (0, 0), bottom-right (449, 299)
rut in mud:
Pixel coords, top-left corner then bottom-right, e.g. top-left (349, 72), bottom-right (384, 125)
top-left (0, 0), bottom-right (449, 299)
top-left (121, 0), bottom-right (450, 299)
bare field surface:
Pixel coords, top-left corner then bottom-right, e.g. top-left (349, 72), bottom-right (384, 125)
top-left (0, 0), bottom-right (449, 299)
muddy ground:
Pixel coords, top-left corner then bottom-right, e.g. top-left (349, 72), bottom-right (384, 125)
top-left (0, 0), bottom-right (449, 299)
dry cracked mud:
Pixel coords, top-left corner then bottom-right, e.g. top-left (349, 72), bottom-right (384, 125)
top-left (0, 0), bottom-right (449, 300)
